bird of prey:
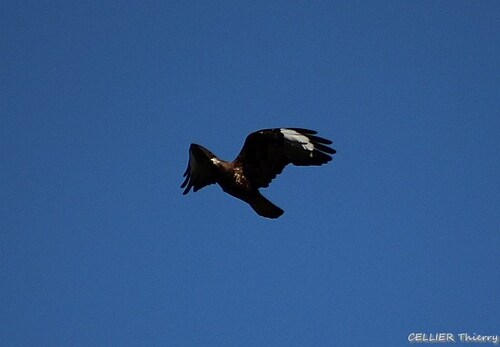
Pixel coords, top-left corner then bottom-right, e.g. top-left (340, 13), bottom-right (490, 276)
top-left (181, 128), bottom-right (336, 219)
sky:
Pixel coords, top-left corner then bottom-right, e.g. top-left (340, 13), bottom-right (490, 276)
top-left (1, 1), bottom-right (499, 346)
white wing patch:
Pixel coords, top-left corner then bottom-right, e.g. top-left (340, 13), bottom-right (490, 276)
top-left (280, 129), bottom-right (315, 151)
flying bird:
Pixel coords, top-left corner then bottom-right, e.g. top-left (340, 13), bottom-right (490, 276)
top-left (181, 128), bottom-right (336, 219)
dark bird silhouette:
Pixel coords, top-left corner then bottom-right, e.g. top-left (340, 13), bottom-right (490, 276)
top-left (181, 128), bottom-right (336, 219)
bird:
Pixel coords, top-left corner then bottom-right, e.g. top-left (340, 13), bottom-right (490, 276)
top-left (181, 128), bottom-right (336, 219)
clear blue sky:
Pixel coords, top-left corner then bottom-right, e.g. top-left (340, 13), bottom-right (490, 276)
top-left (2, 1), bottom-right (499, 346)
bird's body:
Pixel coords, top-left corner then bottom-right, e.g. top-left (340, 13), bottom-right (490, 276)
top-left (181, 128), bottom-right (336, 219)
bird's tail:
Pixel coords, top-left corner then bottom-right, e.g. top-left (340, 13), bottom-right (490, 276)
top-left (250, 193), bottom-right (284, 219)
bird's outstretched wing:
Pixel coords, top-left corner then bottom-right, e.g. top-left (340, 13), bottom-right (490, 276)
top-left (180, 144), bottom-right (218, 194)
top-left (234, 128), bottom-right (336, 188)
